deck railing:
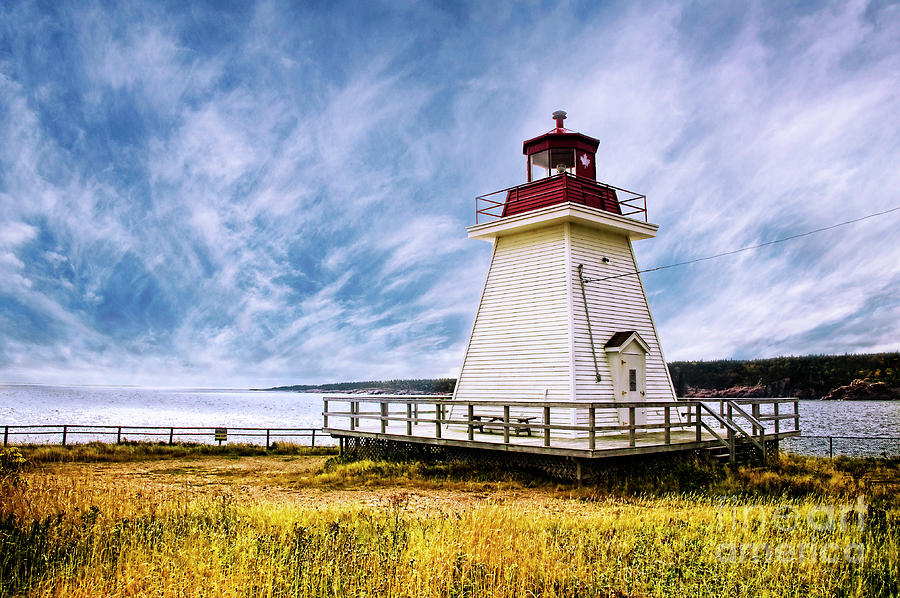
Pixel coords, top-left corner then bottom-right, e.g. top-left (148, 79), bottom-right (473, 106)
top-left (322, 395), bottom-right (799, 459)
top-left (475, 174), bottom-right (648, 224)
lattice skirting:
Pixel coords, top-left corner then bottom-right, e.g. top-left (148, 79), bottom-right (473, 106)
top-left (334, 435), bottom-right (778, 481)
top-left (336, 435), bottom-right (584, 479)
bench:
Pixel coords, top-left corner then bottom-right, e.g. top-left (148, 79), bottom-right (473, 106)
top-left (471, 415), bottom-right (537, 437)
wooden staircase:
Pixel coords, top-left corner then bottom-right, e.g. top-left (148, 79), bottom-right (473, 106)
top-left (695, 400), bottom-right (772, 465)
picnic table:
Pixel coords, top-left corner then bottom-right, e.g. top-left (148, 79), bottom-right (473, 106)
top-left (471, 415), bottom-right (537, 436)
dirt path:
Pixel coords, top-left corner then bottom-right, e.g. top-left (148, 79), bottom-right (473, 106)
top-left (36, 455), bottom-right (571, 513)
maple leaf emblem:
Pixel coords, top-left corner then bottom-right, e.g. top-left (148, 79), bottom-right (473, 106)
top-left (579, 153), bottom-right (591, 168)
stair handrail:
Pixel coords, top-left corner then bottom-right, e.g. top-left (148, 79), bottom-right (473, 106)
top-left (697, 419), bottom-right (730, 450)
top-left (725, 401), bottom-right (766, 436)
top-left (697, 402), bottom-right (764, 454)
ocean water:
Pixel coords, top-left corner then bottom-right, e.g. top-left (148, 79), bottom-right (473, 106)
top-left (1, 385), bottom-right (898, 455)
top-left (0, 384), bottom-right (330, 445)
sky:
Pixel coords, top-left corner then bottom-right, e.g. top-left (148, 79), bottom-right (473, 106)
top-left (1, 0), bottom-right (898, 388)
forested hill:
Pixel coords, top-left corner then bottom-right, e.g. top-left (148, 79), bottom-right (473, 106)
top-left (668, 352), bottom-right (899, 399)
top-left (262, 378), bottom-right (457, 394)
top-left (263, 352), bottom-right (900, 399)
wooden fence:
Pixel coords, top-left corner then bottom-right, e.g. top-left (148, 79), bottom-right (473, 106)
top-left (1, 425), bottom-right (329, 448)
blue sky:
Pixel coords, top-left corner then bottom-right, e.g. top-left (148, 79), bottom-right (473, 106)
top-left (1, 0), bottom-right (898, 387)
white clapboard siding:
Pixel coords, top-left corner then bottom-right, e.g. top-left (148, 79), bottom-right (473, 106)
top-left (453, 224), bottom-right (572, 427)
top-left (452, 215), bottom-right (680, 436)
top-left (569, 223), bottom-right (678, 430)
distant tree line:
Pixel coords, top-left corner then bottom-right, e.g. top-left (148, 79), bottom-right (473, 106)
top-left (265, 352), bottom-right (900, 400)
top-left (667, 352), bottom-right (900, 399)
top-left (265, 378), bottom-right (457, 394)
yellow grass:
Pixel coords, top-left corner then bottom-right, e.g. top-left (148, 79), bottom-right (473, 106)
top-left (1, 447), bottom-right (898, 597)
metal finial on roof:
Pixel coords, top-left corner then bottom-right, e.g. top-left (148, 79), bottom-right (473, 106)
top-left (552, 110), bottom-right (567, 128)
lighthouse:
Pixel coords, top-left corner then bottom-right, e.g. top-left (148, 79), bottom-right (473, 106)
top-left (453, 111), bottom-right (677, 434)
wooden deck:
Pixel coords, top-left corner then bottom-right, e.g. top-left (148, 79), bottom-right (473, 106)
top-left (323, 396), bottom-right (800, 463)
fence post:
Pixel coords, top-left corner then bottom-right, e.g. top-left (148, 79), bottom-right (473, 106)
top-left (794, 401), bottom-right (800, 431)
top-left (350, 402), bottom-right (356, 431)
top-left (467, 404), bottom-right (474, 441)
top-left (169, 428), bottom-right (174, 445)
top-left (311, 429), bottom-right (316, 447)
top-left (62, 425), bottom-right (67, 446)
top-left (3, 426), bottom-right (7, 446)
top-left (116, 427), bottom-right (122, 444)
top-left (266, 429), bottom-right (270, 449)
top-left (323, 399), bottom-right (329, 428)
top-left (829, 436), bottom-right (833, 459)
top-left (380, 402), bottom-right (387, 434)
top-left (406, 403), bottom-right (413, 436)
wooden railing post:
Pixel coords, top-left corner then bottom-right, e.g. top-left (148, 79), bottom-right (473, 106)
top-left (664, 406), bottom-right (671, 445)
top-left (503, 405), bottom-right (510, 444)
top-left (543, 406), bottom-right (550, 447)
top-left (380, 402), bottom-right (387, 434)
top-left (467, 404), bottom-right (474, 441)
top-left (628, 407), bottom-right (636, 447)
top-left (793, 401), bottom-right (800, 432)
top-left (435, 402), bottom-right (442, 439)
top-left (588, 406), bottom-right (596, 450)
top-left (62, 425), bottom-right (67, 446)
top-left (774, 402), bottom-right (780, 436)
top-left (266, 429), bottom-right (270, 448)
top-left (350, 402), bottom-right (356, 431)
top-left (116, 427), bottom-right (122, 444)
top-left (323, 399), bottom-right (329, 428)
top-left (311, 429), bottom-right (316, 447)
top-left (695, 404), bottom-right (702, 442)
top-left (3, 426), bottom-right (7, 446)
top-left (406, 403), bottom-right (413, 436)
top-left (169, 427), bottom-right (174, 445)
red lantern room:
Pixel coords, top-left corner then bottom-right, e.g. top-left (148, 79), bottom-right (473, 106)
top-left (524, 110), bottom-right (598, 181)
top-left (500, 111), bottom-right (622, 218)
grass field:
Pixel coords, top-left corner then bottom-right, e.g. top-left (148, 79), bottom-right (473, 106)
top-left (1, 443), bottom-right (898, 597)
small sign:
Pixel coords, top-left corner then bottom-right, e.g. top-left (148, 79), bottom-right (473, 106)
top-left (214, 428), bottom-right (227, 445)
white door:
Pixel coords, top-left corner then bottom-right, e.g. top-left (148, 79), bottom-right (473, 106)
top-left (618, 352), bottom-right (647, 427)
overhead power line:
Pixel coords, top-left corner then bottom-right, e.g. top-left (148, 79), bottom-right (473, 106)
top-left (581, 204), bottom-right (900, 285)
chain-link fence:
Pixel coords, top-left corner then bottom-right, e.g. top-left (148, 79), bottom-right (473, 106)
top-left (782, 435), bottom-right (900, 458)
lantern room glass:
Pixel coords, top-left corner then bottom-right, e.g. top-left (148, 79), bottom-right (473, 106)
top-left (529, 149), bottom-right (576, 181)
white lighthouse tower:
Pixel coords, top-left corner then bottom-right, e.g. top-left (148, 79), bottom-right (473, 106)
top-left (453, 111), bottom-right (677, 433)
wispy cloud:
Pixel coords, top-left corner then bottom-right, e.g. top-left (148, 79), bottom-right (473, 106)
top-left (1, 0), bottom-right (898, 386)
